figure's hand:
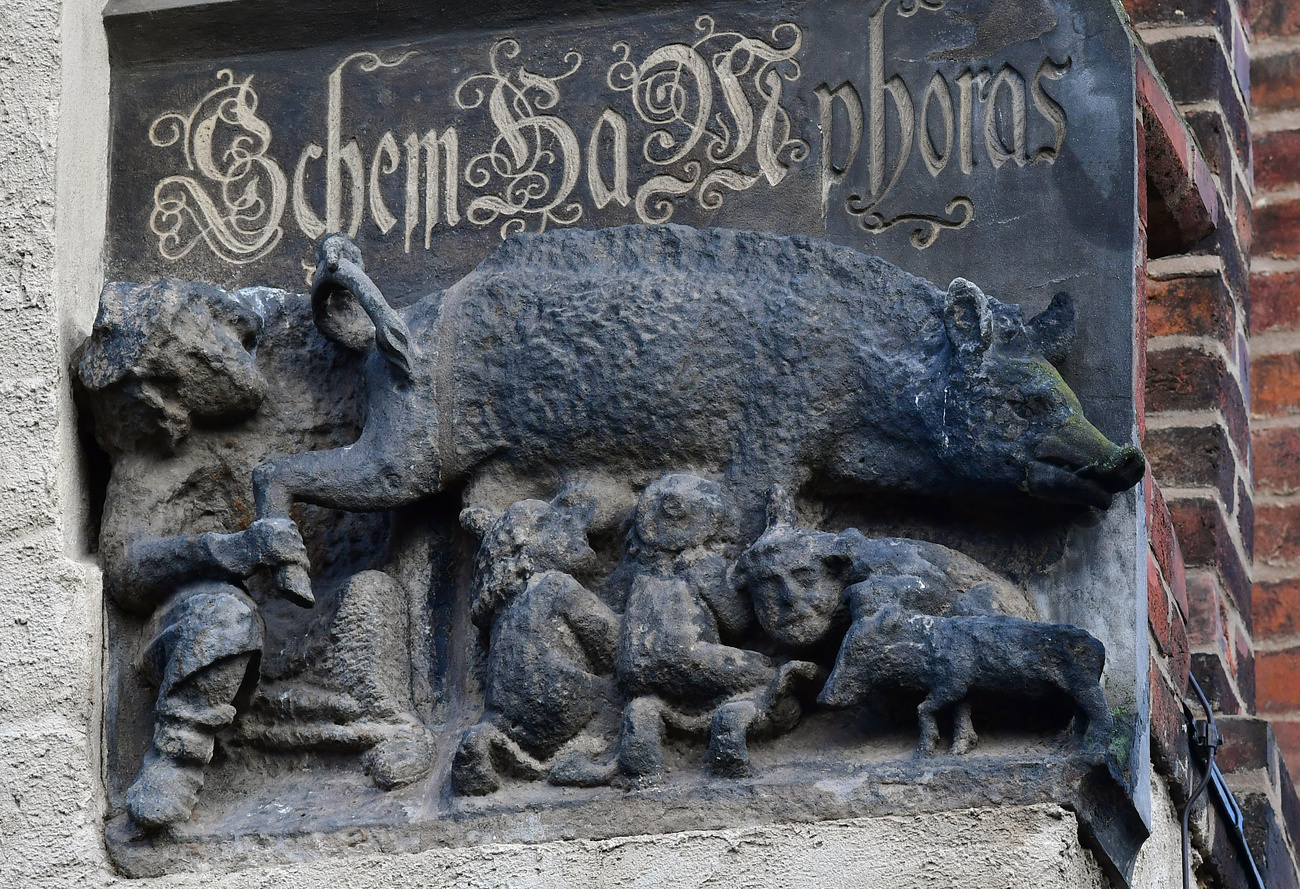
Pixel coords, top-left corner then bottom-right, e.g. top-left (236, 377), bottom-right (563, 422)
top-left (211, 518), bottom-right (314, 608)
top-left (242, 516), bottom-right (307, 568)
top-left (249, 518), bottom-right (314, 609)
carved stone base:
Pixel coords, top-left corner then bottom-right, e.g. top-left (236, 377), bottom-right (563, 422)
top-left (105, 750), bottom-right (1146, 885)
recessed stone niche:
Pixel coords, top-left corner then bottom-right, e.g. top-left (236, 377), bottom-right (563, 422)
top-left (88, 0), bottom-right (1149, 882)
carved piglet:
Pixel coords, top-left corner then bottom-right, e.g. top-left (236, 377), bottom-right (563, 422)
top-left (818, 604), bottom-right (1113, 756)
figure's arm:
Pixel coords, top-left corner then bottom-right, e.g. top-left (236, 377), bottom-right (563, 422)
top-left (560, 583), bottom-right (621, 673)
top-left (705, 558), bottom-right (758, 639)
top-left (111, 518), bottom-right (308, 614)
top-left (845, 575), bottom-right (926, 620)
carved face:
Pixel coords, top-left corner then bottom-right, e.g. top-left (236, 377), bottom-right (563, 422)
top-left (162, 286), bottom-right (268, 421)
top-left (464, 499), bottom-right (597, 630)
top-left (940, 282), bottom-right (1145, 509)
top-left (76, 280), bottom-right (267, 452)
top-left (735, 524), bottom-right (848, 650)
top-left (634, 473), bottom-right (727, 553)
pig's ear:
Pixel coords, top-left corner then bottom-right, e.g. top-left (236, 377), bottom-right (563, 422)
top-left (944, 278), bottom-right (993, 362)
top-left (1026, 291), bottom-right (1076, 365)
top-left (460, 506), bottom-right (496, 537)
top-left (765, 484), bottom-right (797, 528)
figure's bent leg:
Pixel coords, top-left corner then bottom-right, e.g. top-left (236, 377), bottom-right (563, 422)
top-left (128, 584), bottom-right (262, 829)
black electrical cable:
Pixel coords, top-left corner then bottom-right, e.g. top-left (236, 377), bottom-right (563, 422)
top-left (1182, 675), bottom-right (1221, 889)
top-left (1180, 672), bottom-right (1268, 889)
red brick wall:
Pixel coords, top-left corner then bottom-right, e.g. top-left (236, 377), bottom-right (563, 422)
top-left (1130, 0), bottom-right (1300, 883)
top-left (1130, 0), bottom-right (1256, 722)
top-left (1249, 0), bottom-right (1300, 773)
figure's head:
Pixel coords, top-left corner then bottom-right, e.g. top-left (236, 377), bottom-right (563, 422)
top-left (733, 486), bottom-right (851, 650)
top-left (938, 280), bottom-right (1145, 509)
top-left (461, 497), bottom-right (597, 630)
top-left (76, 280), bottom-right (267, 453)
top-left (632, 473), bottom-right (729, 554)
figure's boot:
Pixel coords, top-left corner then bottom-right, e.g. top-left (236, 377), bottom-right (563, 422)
top-left (126, 655), bottom-right (250, 829)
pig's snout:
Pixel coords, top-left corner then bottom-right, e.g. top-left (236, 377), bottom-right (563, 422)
top-left (1030, 416), bottom-right (1146, 508)
top-left (1077, 443), bottom-right (1146, 493)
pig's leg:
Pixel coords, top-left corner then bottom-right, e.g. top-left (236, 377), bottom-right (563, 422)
top-left (950, 700), bottom-right (977, 754)
top-left (253, 435), bottom-right (435, 519)
top-left (917, 681), bottom-right (966, 757)
top-left (252, 435), bottom-right (436, 602)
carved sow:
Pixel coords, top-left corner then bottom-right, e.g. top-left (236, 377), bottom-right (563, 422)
top-left (252, 224), bottom-right (1144, 602)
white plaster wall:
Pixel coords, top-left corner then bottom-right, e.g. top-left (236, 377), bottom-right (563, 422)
top-left (0, 0), bottom-right (110, 886)
top-left (0, 2), bottom-right (1182, 887)
top-left (1132, 774), bottom-right (1189, 888)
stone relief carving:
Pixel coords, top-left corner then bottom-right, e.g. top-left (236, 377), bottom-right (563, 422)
top-left (77, 225), bottom-right (1144, 840)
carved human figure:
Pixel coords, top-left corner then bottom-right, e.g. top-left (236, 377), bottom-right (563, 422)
top-left (734, 486), bottom-right (1110, 754)
top-left (452, 496), bottom-right (621, 795)
top-left (616, 474), bottom-right (822, 780)
top-left (76, 281), bottom-right (311, 828)
top-left (734, 486), bottom-right (1035, 650)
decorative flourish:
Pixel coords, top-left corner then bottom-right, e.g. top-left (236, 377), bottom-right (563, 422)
top-left (149, 70), bottom-right (287, 264)
top-left (635, 162), bottom-right (702, 224)
top-left (896, 0), bottom-right (945, 16)
top-left (609, 17), bottom-right (808, 223)
top-left (846, 196), bottom-right (974, 250)
top-left (456, 40), bottom-right (584, 238)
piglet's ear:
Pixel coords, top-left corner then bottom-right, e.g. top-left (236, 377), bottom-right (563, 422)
top-left (1026, 291), bottom-right (1076, 366)
top-left (459, 506), bottom-right (495, 537)
top-left (765, 484), bottom-right (796, 528)
top-left (944, 278), bottom-right (993, 363)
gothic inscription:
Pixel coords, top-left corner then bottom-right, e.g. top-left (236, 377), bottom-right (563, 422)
top-left (139, 0), bottom-right (1075, 272)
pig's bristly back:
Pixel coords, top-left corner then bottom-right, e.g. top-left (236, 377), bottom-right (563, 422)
top-left (439, 224), bottom-right (955, 478)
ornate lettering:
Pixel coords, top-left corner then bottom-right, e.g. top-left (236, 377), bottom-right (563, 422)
top-left (816, 82), bottom-right (864, 213)
top-left (919, 72), bottom-right (955, 177)
top-left (611, 16), bottom-right (806, 223)
top-left (1032, 57), bottom-right (1071, 163)
top-left (456, 39), bottom-right (584, 238)
top-left (983, 65), bottom-right (1028, 168)
top-left (587, 109), bottom-right (632, 209)
top-left (369, 132), bottom-right (401, 234)
top-left (146, 13), bottom-right (1073, 263)
top-left (838, 0), bottom-right (975, 249)
top-left (148, 70), bottom-right (287, 264)
top-left (421, 128), bottom-right (461, 246)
